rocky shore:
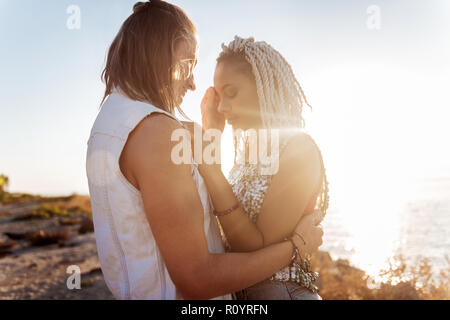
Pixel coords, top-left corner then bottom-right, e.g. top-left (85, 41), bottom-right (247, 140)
top-left (1, 195), bottom-right (448, 300)
top-left (0, 195), bottom-right (114, 300)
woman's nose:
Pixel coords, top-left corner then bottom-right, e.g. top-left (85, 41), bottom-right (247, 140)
top-left (217, 100), bottom-right (231, 114)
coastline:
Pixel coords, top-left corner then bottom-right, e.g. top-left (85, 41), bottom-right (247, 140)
top-left (0, 194), bottom-right (448, 300)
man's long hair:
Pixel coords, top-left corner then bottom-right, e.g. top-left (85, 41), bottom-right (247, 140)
top-left (101, 0), bottom-right (197, 114)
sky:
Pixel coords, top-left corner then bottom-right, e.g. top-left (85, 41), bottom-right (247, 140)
top-left (1, 0), bottom-right (449, 196)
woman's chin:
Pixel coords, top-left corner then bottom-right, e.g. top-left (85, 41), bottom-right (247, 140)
top-left (231, 118), bottom-right (264, 131)
top-left (227, 119), bottom-right (237, 128)
top-left (231, 123), bottom-right (258, 131)
top-left (230, 122), bottom-right (243, 130)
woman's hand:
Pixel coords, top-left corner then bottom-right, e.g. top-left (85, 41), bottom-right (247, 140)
top-left (292, 210), bottom-right (324, 258)
top-left (198, 87), bottom-right (225, 177)
top-left (201, 87), bottom-right (225, 132)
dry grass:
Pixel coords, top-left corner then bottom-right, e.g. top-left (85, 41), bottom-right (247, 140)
top-left (12, 203), bottom-right (71, 221)
top-left (8, 195), bottom-right (93, 222)
top-left (0, 192), bottom-right (41, 205)
top-left (312, 252), bottom-right (450, 300)
top-left (61, 195), bottom-right (92, 214)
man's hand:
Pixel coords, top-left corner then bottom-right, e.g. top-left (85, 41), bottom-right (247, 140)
top-left (293, 212), bottom-right (324, 257)
top-left (201, 87), bottom-right (225, 132)
top-left (181, 121), bottom-right (222, 177)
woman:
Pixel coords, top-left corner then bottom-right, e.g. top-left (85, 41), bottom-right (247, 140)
top-left (199, 36), bottom-right (329, 300)
top-left (86, 1), bottom-right (324, 300)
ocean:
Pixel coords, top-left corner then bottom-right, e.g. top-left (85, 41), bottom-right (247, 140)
top-left (321, 176), bottom-right (450, 280)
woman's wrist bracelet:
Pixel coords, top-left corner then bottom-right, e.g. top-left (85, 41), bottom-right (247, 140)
top-left (213, 202), bottom-right (241, 217)
top-left (293, 232), bottom-right (307, 246)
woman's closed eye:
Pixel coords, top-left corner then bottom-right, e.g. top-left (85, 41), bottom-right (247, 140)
top-left (225, 87), bottom-right (238, 98)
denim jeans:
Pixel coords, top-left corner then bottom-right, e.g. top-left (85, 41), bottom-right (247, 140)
top-left (234, 279), bottom-right (322, 300)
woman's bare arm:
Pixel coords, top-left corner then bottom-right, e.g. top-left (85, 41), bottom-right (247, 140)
top-left (256, 134), bottom-right (322, 245)
top-left (199, 168), bottom-right (265, 252)
top-left (199, 133), bottom-right (322, 251)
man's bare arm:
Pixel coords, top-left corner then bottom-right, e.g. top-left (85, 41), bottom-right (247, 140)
top-left (120, 114), bottom-right (320, 299)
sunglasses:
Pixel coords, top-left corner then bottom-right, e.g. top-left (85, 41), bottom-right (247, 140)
top-left (172, 58), bottom-right (198, 80)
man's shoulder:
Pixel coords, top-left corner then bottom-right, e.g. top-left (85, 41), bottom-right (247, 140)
top-left (137, 112), bottom-right (184, 137)
top-left (124, 112), bottom-right (186, 167)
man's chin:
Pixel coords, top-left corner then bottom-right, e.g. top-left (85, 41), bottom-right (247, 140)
top-left (174, 96), bottom-right (184, 107)
top-left (176, 93), bottom-right (187, 106)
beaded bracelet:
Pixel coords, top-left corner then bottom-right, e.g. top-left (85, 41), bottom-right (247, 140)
top-left (213, 203), bottom-right (241, 217)
top-left (284, 237), bottom-right (299, 262)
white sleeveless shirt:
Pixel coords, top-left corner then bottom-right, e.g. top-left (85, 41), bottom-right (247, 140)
top-left (86, 92), bottom-right (231, 300)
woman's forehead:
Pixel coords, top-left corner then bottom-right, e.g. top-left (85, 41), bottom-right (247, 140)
top-left (214, 62), bottom-right (246, 87)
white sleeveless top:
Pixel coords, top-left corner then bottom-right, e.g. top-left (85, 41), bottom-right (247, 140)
top-left (86, 92), bottom-right (231, 300)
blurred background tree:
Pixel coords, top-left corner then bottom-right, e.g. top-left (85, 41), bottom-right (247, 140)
top-left (0, 174), bottom-right (9, 202)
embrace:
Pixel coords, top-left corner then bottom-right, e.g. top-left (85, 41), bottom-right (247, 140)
top-left (86, 0), bottom-right (329, 300)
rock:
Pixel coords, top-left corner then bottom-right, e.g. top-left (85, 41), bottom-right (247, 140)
top-left (82, 267), bottom-right (102, 276)
top-left (59, 217), bottom-right (83, 226)
top-left (0, 210), bottom-right (11, 217)
top-left (78, 218), bottom-right (94, 234)
top-left (4, 232), bottom-right (29, 241)
top-left (316, 251), bottom-right (333, 265)
top-left (27, 228), bottom-right (71, 247)
top-left (391, 282), bottom-right (422, 300)
top-left (0, 239), bottom-right (18, 252)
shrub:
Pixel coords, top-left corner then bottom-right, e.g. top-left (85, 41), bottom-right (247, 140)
top-left (13, 203), bottom-right (71, 221)
top-left (312, 252), bottom-right (450, 300)
top-left (0, 174), bottom-right (9, 203)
